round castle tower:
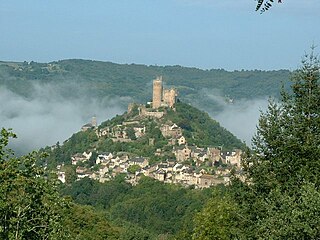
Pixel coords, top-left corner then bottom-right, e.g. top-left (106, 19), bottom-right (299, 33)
top-left (152, 76), bottom-right (162, 109)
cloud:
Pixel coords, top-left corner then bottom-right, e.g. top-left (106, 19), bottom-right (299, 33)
top-left (214, 99), bottom-right (268, 146)
top-left (203, 90), bottom-right (269, 146)
top-left (0, 83), bottom-right (128, 155)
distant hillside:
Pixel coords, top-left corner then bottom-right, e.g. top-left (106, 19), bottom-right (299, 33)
top-left (0, 59), bottom-right (290, 112)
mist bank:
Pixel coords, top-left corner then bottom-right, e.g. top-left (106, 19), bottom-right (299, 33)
top-left (215, 99), bottom-right (269, 146)
top-left (0, 83), bottom-right (128, 155)
top-left (1, 81), bottom-right (272, 155)
top-left (203, 90), bottom-right (269, 146)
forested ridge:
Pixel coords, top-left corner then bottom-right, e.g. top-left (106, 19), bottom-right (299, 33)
top-left (0, 59), bottom-right (290, 112)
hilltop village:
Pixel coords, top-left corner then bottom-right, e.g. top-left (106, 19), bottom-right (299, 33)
top-left (56, 77), bottom-right (243, 188)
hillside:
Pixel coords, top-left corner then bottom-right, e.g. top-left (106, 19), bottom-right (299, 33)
top-left (43, 101), bottom-right (244, 168)
top-left (41, 101), bottom-right (244, 238)
top-left (0, 59), bottom-right (290, 112)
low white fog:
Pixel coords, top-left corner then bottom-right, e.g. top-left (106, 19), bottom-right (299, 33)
top-left (0, 84), bottom-right (127, 155)
top-left (0, 82), bottom-right (271, 154)
top-left (204, 90), bottom-right (269, 146)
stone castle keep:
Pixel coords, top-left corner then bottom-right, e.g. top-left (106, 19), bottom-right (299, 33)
top-left (83, 76), bottom-right (178, 131)
top-left (152, 76), bottom-right (177, 109)
top-left (126, 76), bottom-right (178, 119)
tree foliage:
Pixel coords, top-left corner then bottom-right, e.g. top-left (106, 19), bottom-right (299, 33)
top-left (166, 102), bottom-right (245, 150)
top-left (241, 50), bottom-right (320, 238)
top-left (63, 203), bottom-right (119, 240)
top-left (192, 189), bottom-right (244, 240)
top-left (247, 49), bottom-right (320, 192)
top-left (0, 128), bottom-right (67, 239)
top-left (60, 176), bottom-right (213, 237)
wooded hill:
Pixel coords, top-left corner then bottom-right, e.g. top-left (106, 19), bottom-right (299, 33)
top-left (43, 101), bottom-right (244, 168)
top-left (0, 59), bottom-right (290, 112)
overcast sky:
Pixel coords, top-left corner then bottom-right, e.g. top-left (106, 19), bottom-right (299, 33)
top-left (1, 0), bottom-right (319, 70)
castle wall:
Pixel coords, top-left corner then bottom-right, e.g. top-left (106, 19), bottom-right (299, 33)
top-left (163, 89), bottom-right (177, 108)
top-left (139, 106), bottom-right (164, 118)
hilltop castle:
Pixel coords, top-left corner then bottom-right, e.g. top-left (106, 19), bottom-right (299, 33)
top-left (127, 76), bottom-right (178, 118)
top-left (152, 76), bottom-right (177, 109)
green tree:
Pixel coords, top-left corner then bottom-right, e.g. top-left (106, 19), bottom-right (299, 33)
top-left (127, 164), bottom-right (141, 174)
top-left (65, 165), bottom-right (77, 184)
top-left (63, 203), bottom-right (119, 240)
top-left (126, 127), bottom-right (137, 140)
top-left (253, 183), bottom-right (320, 239)
top-left (0, 128), bottom-right (68, 239)
top-left (245, 49), bottom-right (320, 193)
top-left (237, 49), bottom-right (320, 238)
top-left (192, 190), bottom-right (244, 240)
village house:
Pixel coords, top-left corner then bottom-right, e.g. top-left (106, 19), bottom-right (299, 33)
top-left (119, 161), bottom-right (129, 171)
top-left (174, 145), bottom-right (191, 162)
top-left (122, 120), bottom-right (140, 126)
top-left (155, 148), bottom-right (162, 156)
top-left (99, 165), bottom-right (109, 176)
top-left (96, 152), bottom-right (113, 164)
top-left (76, 166), bottom-right (88, 174)
top-left (197, 174), bottom-right (224, 188)
top-left (128, 157), bottom-right (149, 168)
top-left (112, 166), bottom-right (125, 177)
top-left (98, 127), bottom-right (111, 137)
top-left (225, 150), bottom-right (242, 168)
top-left (133, 125), bottom-right (146, 138)
top-left (207, 147), bottom-right (222, 162)
top-left (172, 163), bottom-right (187, 173)
top-left (160, 123), bottom-right (182, 138)
top-left (154, 168), bottom-right (166, 182)
top-left (83, 151), bottom-right (92, 159)
top-left (81, 117), bottom-right (97, 132)
top-left (141, 165), bottom-right (157, 176)
top-left (76, 167), bottom-right (91, 180)
top-left (177, 135), bottom-right (186, 145)
top-left (88, 171), bottom-right (99, 181)
top-left (71, 153), bottom-right (90, 165)
top-left (190, 146), bottom-right (203, 158)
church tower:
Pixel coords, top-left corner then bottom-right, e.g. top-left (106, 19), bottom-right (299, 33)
top-left (91, 116), bottom-right (97, 128)
top-left (152, 76), bottom-right (162, 108)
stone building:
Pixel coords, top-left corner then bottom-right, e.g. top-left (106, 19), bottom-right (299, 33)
top-left (225, 150), bottom-right (242, 168)
top-left (207, 147), bottom-right (222, 162)
top-left (163, 89), bottom-right (177, 108)
top-left (160, 123), bottom-right (182, 138)
top-left (81, 116), bottom-right (98, 131)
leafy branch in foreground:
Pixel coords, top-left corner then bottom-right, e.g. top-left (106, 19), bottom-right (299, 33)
top-left (256, 0), bottom-right (282, 13)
